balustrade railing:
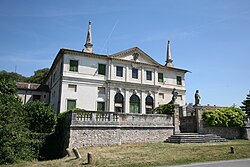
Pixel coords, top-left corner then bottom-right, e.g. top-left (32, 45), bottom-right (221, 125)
top-left (70, 110), bottom-right (173, 126)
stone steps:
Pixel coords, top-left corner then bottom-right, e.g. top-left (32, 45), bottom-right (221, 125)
top-left (167, 133), bottom-right (227, 143)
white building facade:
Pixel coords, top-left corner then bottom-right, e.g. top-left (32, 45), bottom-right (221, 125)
top-left (44, 22), bottom-right (188, 115)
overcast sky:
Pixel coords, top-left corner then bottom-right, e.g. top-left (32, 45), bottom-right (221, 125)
top-left (0, 0), bottom-right (250, 107)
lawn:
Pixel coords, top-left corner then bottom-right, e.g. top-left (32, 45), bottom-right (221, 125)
top-left (4, 140), bottom-right (250, 167)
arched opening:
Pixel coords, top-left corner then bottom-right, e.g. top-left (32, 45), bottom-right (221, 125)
top-left (114, 93), bottom-right (124, 112)
top-left (130, 94), bottom-right (140, 113)
top-left (145, 96), bottom-right (154, 114)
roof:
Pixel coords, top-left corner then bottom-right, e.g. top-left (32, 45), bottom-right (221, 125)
top-left (16, 82), bottom-right (50, 92)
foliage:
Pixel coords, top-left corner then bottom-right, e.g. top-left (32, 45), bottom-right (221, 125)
top-left (152, 103), bottom-right (175, 114)
top-left (0, 78), bottom-right (17, 96)
top-left (202, 107), bottom-right (245, 127)
top-left (24, 101), bottom-right (56, 133)
top-left (0, 68), bottom-right (49, 84)
top-left (240, 91), bottom-right (250, 115)
top-left (27, 68), bottom-right (49, 84)
top-left (0, 78), bottom-right (34, 164)
top-left (0, 70), bottom-right (27, 82)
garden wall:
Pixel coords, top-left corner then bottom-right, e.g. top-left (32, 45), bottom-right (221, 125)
top-left (67, 110), bottom-right (174, 149)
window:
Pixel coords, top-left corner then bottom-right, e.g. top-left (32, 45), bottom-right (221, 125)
top-left (145, 96), bottom-right (154, 114)
top-left (33, 95), bottom-right (41, 101)
top-left (97, 102), bottom-right (105, 111)
top-left (159, 93), bottom-right (164, 99)
top-left (177, 76), bottom-right (182, 85)
top-left (130, 94), bottom-right (140, 113)
top-left (146, 71), bottom-right (152, 80)
top-left (98, 87), bottom-right (105, 94)
top-left (158, 73), bottom-right (163, 82)
top-left (67, 99), bottom-right (76, 111)
top-left (68, 84), bottom-right (77, 92)
top-left (116, 66), bottom-right (123, 77)
top-left (132, 68), bottom-right (138, 79)
top-left (115, 93), bottom-right (124, 112)
top-left (98, 64), bottom-right (106, 75)
top-left (69, 60), bottom-right (78, 72)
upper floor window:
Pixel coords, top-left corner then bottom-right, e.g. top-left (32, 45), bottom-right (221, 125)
top-left (98, 87), bottom-right (105, 94)
top-left (116, 66), bottom-right (123, 77)
top-left (68, 84), bottom-right (77, 92)
top-left (146, 70), bottom-right (152, 80)
top-left (177, 76), bottom-right (182, 85)
top-left (98, 64), bottom-right (106, 75)
top-left (69, 60), bottom-right (78, 72)
top-left (132, 68), bottom-right (138, 79)
top-left (158, 73), bottom-right (163, 82)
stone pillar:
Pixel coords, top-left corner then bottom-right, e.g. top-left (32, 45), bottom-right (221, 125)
top-left (141, 91), bottom-right (146, 114)
top-left (173, 104), bottom-right (180, 134)
top-left (141, 67), bottom-right (144, 84)
top-left (194, 106), bottom-right (203, 133)
top-left (124, 89), bottom-right (130, 113)
top-left (125, 66), bottom-right (129, 82)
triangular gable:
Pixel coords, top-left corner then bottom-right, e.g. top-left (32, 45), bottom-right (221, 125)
top-left (111, 47), bottom-right (160, 66)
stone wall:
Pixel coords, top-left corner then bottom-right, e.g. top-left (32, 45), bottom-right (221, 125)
top-left (201, 125), bottom-right (241, 139)
top-left (67, 110), bottom-right (174, 149)
top-left (242, 116), bottom-right (250, 140)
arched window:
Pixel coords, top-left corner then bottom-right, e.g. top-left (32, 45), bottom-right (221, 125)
top-left (145, 96), bottom-right (154, 114)
top-left (130, 94), bottom-right (140, 113)
top-left (114, 93), bottom-right (124, 112)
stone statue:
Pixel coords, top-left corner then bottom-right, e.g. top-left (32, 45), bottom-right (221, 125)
top-left (194, 90), bottom-right (201, 106)
top-left (171, 88), bottom-right (178, 104)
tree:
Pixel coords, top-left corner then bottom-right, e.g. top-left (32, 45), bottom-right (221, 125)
top-left (0, 70), bottom-right (27, 82)
top-left (24, 101), bottom-right (56, 133)
top-left (27, 68), bottom-right (49, 84)
top-left (0, 78), bottom-right (34, 164)
top-left (241, 91), bottom-right (250, 116)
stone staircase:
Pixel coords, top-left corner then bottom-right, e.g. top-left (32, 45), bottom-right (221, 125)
top-left (167, 133), bottom-right (227, 143)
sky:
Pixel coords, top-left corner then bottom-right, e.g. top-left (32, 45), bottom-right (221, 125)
top-left (0, 0), bottom-right (250, 107)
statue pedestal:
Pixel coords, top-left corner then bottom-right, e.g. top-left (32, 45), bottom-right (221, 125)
top-left (173, 104), bottom-right (180, 134)
top-left (194, 105), bottom-right (203, 133)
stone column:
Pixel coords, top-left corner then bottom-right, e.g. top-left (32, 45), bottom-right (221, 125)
top-left (124, 89), bottom-right (130, 113)
top-left (125, 66), bottom-right (129, 82)
top-left (141, 66), bottom-right (144, 84)
top-left (141, 91), bottom-right (146, 114)
top-left (173, 104), bottom-right (180, 134)
top-left (194, 106), bottom-right (203, 133)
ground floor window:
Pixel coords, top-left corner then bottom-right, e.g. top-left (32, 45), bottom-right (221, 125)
top-left (97, 102), bottom-right (105, 111)
top-left (115, 93), bottom-right (124, 112)
top-left (67, 99), bottom-right (76, 111)
top-left (130, 94), bottom-right (140, 113)
top-left (145, 96), bottom-right (154, 114)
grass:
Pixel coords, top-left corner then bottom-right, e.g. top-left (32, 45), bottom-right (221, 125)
top-left (3, 140), bottom-right (250, 167)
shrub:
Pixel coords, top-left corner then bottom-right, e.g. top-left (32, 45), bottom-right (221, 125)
top-left (0, 94), bottom-right (34, 164)
top-left (202, 107), bottom-right (245, 127)
top-left (152, 103), bottom-right (175, 114)
top-left (24, 101), bottom-right (56, 133)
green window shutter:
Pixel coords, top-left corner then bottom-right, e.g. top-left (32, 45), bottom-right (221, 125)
top-left (177, 76), bottom-right (182, 85)
top-left (69, 60), bottom-right (78, 72)
top-left (98, 64), bottom-right (106, 75)
top-left (158, 73), bottom-right (163, 82)
top-left (146, 71), bottom-right (152, 80)
top-left (97, 102), bottom-right (105, 111)
top-left (67, 100), bottom-right (76, 111)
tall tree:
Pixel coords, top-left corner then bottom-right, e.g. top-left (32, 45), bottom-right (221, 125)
top-left (241, 91), bottom-right (250, 115)
top-left (27, 68), bottom-right (49, 84)
top-left (0, 70), bottom-right (27, 82)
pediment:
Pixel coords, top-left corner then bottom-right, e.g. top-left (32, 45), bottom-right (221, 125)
top-left (111, 47), bottom-right (160, 66)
